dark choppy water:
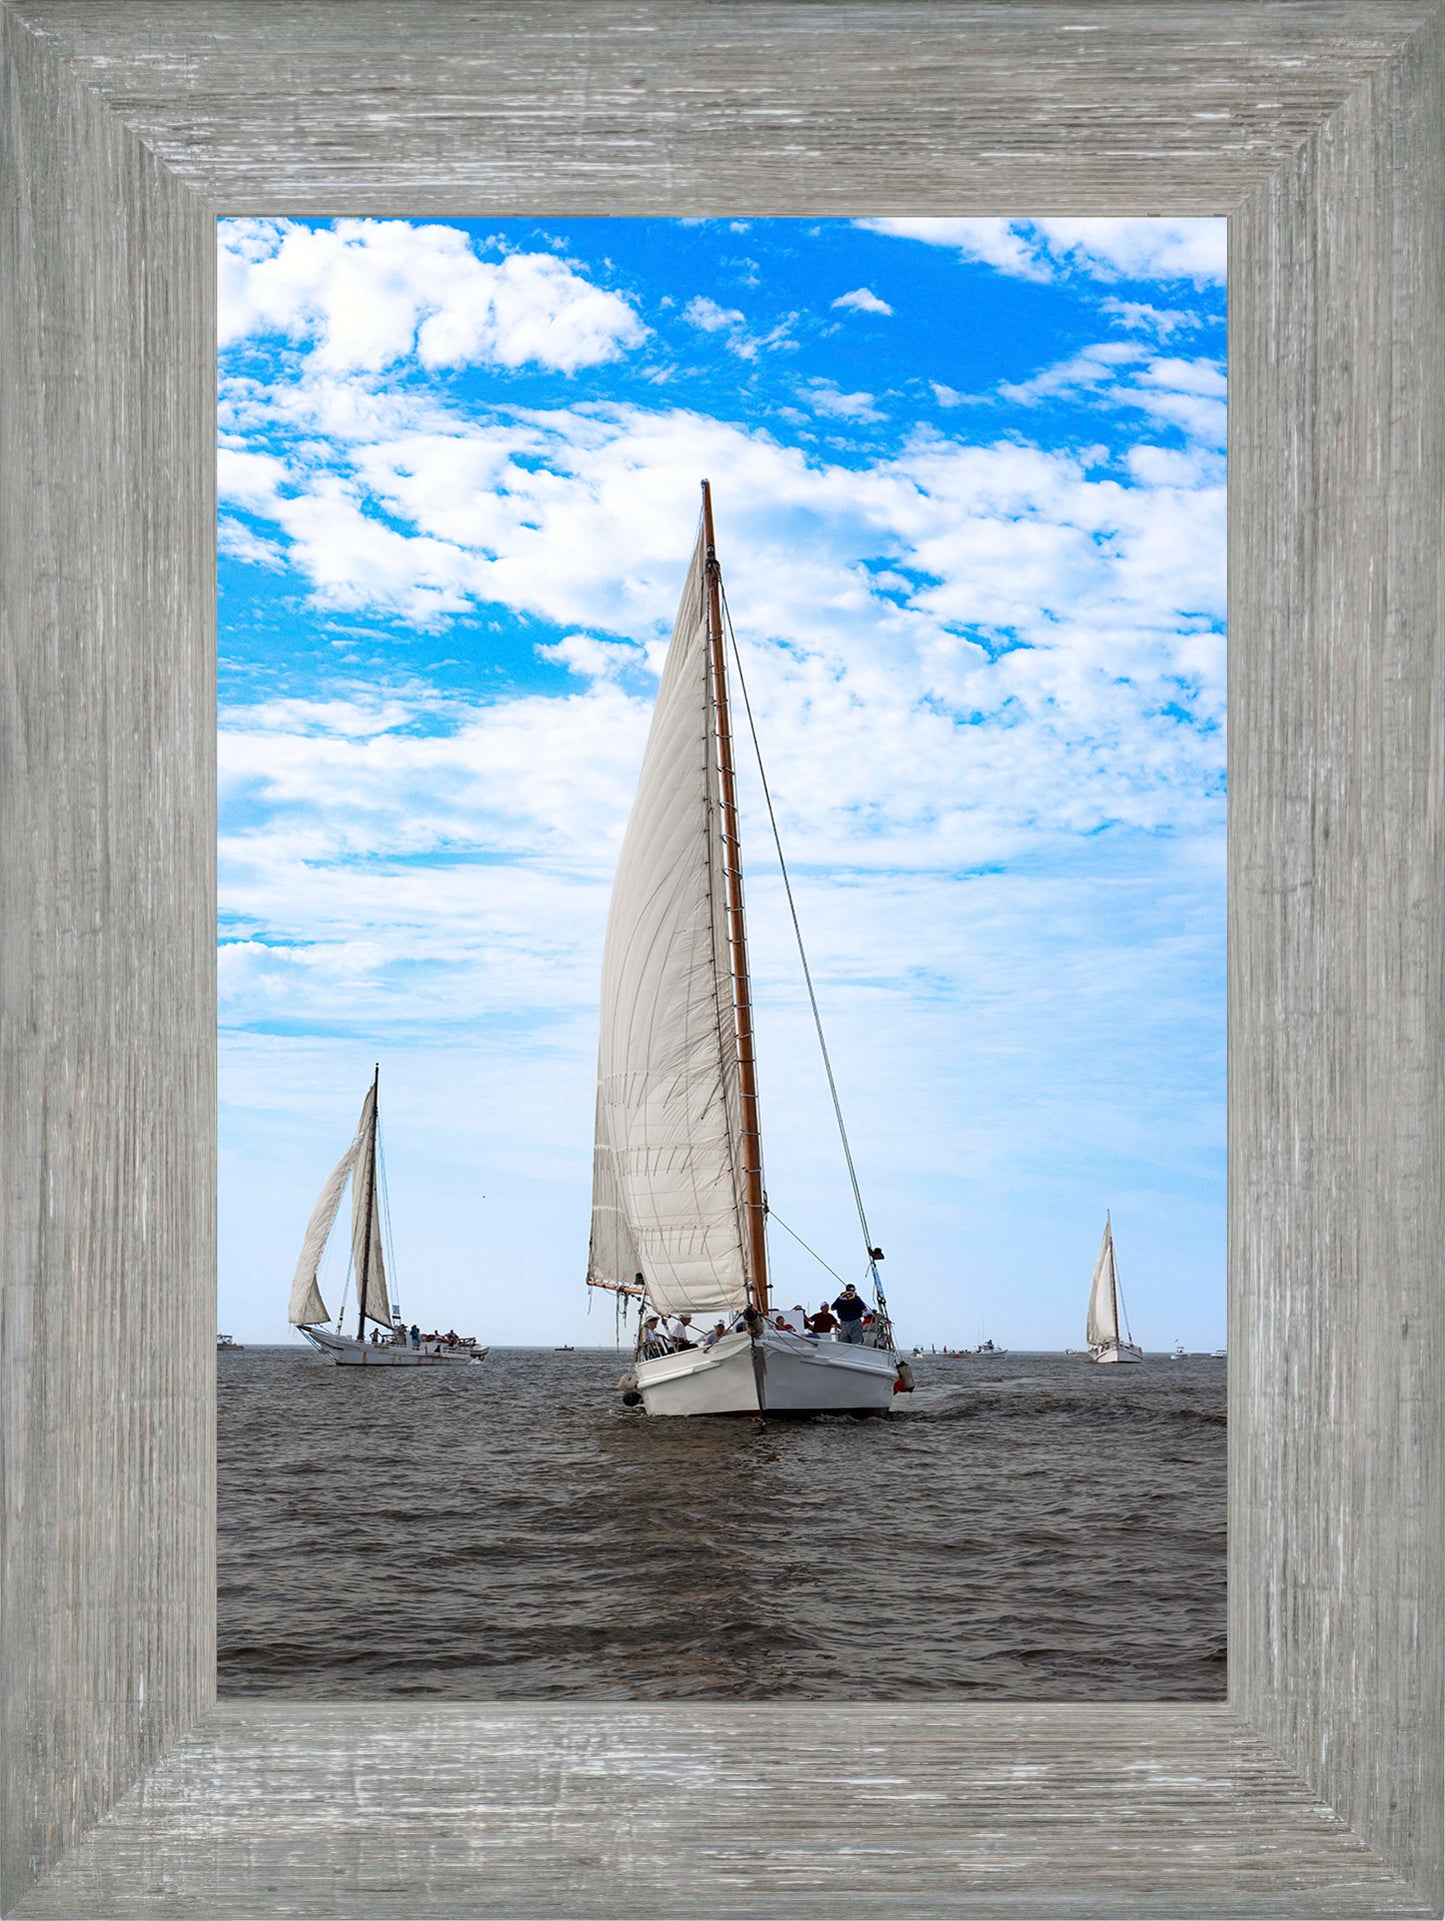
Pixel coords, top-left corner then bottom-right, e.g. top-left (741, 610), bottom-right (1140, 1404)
top-left (218, 1346), bottom-right (1225, 1700)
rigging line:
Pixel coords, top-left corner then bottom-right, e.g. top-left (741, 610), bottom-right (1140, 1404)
top-left (719, 580), bottom-right (874, 1261)
top-left (764, 1204), bottom-right (848, 1289)
top-left (377, 1133), bottom-right (400, 1321)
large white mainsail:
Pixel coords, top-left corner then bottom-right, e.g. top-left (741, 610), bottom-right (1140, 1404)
top-left (589, 525), bottom-right (753, 1320)
top-left (1085, 1215), bottom-right (1120, 1347)
top-left (287, 1077), bottom-right (391, 1330)
top-left (287, 1094), bottom-right (372, 1326)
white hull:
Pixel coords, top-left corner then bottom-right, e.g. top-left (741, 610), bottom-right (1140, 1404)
top-left (1090, 1339), bottom-right (1145, 1365)
top-left (300, 1327), bottom-right (486, 1367)
top-left (635, 1328), bottom-right (899, 1415)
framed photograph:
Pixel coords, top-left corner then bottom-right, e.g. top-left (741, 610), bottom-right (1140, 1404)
top-left (2, 4), bottom-right (1440, 1916)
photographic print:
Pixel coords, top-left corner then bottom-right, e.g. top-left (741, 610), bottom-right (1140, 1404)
top-left (216, 214), bottom-right (1226, 1702)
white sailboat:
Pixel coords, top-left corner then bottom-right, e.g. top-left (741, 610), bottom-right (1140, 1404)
top-left (287, 1068), bottom-right (486, 1367)
top-left (587, 483), bottom-right (906, 1416)
top-left (1084, 1211), bottom-right (1144, 1363)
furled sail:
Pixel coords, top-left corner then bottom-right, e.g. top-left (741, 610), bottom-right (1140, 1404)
top-left (1085, 1216), bottom-right (1119, 1346)
top-left (589, 526), bottom-right (751, 1319)
top-left (287, 1094), bottom-right (372, 1326)
top-left (349, 1082), bottom-right (392, 1327)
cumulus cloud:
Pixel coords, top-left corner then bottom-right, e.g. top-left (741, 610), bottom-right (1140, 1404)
top-left (216, 389), bottom-right (1225, 896)
top-left (832, 287), bottom-right (893, 315)
top-left (859, 217), bottom-right (1226, 286)
top-left (680, 296), bottom-right (797, 361)
top-left (535, 633), bottom-right (648, 680)
top-left (802, 379), bottom-right (884, 421)
top-left (1099, 297), bottom-right (1209, 340)
top-left (219, 219), bottom-right (648, 373)
top-left (683, 296), bottom-right (746, 333)
top-left (999, 344), bottom-right (1227, 449)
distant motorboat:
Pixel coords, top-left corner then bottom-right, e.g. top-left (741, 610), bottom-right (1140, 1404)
top-left (217, 1333), bottom-right (243, 1351)
top-left (971, 1339), bottom-right (1007, 1355)
top-left (287, 1067), bottom-right (486, 1368)
top-left (1212, 1348), bottom-right (1227, 1358)
top-left (554, 1345), bottom-right (575, 1351)
top-left (1169, 1343), bottom-right (1187, 1360)
top-left (1083, 1213), bottom-right (1144, 1364)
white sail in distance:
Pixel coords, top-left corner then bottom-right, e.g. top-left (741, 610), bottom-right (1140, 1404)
top-left (1085, 1215), bottom-right (1120, 1346)
top-left (287, 1093), bottom-right (372, 1326)
top-left (589, 524), bottom-right (753, 1319)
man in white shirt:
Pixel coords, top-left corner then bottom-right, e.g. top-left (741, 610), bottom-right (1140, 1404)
top-left (668, 1314), bottom-right (697, 1348)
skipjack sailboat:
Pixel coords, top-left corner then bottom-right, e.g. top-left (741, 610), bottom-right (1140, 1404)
top-left (587, 483), bottom-right (907, 1416)
top-left (1084, 1211), bottom-right (1144, 1364)
top-left (287, 1068), bottom-right (486, 1367)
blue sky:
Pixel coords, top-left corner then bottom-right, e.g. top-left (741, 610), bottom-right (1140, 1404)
top-left (217, 215), bottom-right (1226, 1349)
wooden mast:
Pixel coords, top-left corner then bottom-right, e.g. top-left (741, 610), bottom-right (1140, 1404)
top-left (701, 480), bottom-right (769, 1316)
top-left (355, 1063), bottom-right (380, 1340)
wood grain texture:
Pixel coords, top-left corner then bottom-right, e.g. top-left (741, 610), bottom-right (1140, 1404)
top-left (5, 0), bottom-right (1440, 214)
top-left (0, 7), bottom-right (217, 1911)
top-left (1228, 3), bottom-right (1445, 1905)
top-left (8, 1704), bottom-right (1438, 1919)
top-left (1, 1), bottom-right (1442, 1916)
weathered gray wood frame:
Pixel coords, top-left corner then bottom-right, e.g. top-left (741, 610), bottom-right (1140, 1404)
top-left (2, 3), bottom-right (1441, 1915)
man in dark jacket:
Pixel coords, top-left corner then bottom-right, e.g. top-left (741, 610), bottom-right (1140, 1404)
top-left (832, 1284), bottom-right (867, 1343)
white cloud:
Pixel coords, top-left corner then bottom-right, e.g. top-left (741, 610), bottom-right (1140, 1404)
top-left (535, 632), bottom-right (647, 680)
top-left (218, 515), bottom-right (287, 569)
top-left (858, 217), bottom-right (1226, 286)
top-left (680, 296), bottom-right (797, 362)
top-left (861, 219), bottom-right (1050, 281)
top-left (1099, 297), bottom-right (1207, 340)
top-left (683, 296), bottom-right (745, 333)
top-left (832, 287), bottom-right (893, 316)
top-left (999, 345), bottom-right (1227, 450)
top-left (219, 219), bottom-right (647, 373)
top-left (803, 379), bottom-right (884, 422)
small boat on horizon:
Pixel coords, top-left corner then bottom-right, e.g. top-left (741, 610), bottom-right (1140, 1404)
top-left (287, 1067), bottom-right (488, 1367)
top-left (217, 1333), bottom-right (243, 1351)
top-left (1083, 1212), bottom-right (1144, 1364)
top-left (587, 484), bottom-right (906, 1417)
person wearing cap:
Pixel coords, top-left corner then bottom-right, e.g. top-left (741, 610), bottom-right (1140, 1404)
top-left (700, 1319), bottom-right (728, 1349)
top-left (668, 1314), bottom-right (697, 1349)
top-left (807, 1301), bottom-right (840, 1337)
top-left (832, 1284), bottom-right (868, 1343)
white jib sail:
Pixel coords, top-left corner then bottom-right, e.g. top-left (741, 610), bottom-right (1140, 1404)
top-left (589, 527), bottom-right (750, 1320)
top-left (286, 1093), bottom-right (373, 1326)
top-left (1085, 1217), bottom-right (1119, 1346)
top-left (349, 1083), bottom-right (391, 1327)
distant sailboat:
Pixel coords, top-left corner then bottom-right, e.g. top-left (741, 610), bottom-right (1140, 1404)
top-left (288, 1067), bottom-right (486, 1367)
top-left (587, 483), bottom-right (905, 1416)
top-left (1084, 1212), bottom-right (1144, 1364)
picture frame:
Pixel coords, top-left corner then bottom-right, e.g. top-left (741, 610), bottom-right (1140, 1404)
top-left (2, 3), bottom-right (1440, 1915)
